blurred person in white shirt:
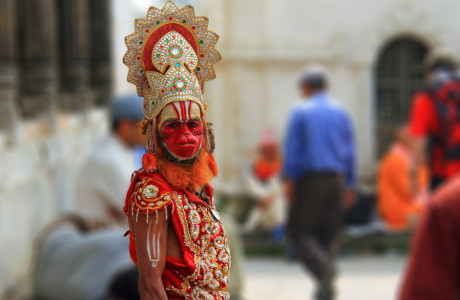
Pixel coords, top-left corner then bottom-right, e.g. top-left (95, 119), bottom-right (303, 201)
top-left (243, 129), bottom-right (286, 243)
top-left (73, 95), bottom-right (145, 225)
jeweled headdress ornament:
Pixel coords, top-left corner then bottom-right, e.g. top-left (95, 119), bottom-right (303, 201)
top-left (123, 1), bottom-right (221, 120)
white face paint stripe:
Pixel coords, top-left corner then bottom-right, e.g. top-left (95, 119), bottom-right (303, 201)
top-left (146, 207), bottom-right (167, 268)
top-left (185, 100), bottom-right (191, 120)
top-left (172, 102), bottom-right (182, 119)
top-left (172, 101), bottom-right (193, 121)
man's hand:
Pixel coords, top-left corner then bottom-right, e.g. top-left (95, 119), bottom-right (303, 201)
top-left (259, 195), bottom-right (274, 210)
top-left (409, 166), bottom-right (418, 196)
top-left (344, 188), bottom-right (356, 209)
top-left (283, 178), bottom-right (294, 206)
top-left (410, 136), bottom-right (427, 195)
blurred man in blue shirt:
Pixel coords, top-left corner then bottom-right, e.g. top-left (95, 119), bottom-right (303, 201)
top-left (283, 64), bottom-right (356, 300)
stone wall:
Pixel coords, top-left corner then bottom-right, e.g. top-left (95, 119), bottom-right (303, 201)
top-left (0, 0), bottom-right (112, 296)
top-left (0, 112), bottom-right (108, 296)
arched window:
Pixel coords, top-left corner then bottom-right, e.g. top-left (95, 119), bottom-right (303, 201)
top-left (375, 37), bottom-right (428, 158)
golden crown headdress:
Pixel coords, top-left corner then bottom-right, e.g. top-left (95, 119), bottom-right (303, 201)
top-left (123, 1), bottom-right (221, 120)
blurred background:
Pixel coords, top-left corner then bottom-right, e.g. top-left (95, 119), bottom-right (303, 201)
top-left (1, 0), bottom-right (460, 299)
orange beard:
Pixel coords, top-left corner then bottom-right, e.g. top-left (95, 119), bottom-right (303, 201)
top-left (156, 145), bottom-right (218, 192)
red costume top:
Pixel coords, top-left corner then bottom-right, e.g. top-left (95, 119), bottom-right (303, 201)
top-left (123, 171), bottom-right (230, 299)
top-left (398, 175), bottom-right (460, 299)
top-left (122, 3), bottom-right (228, 298)
top-left (409, 91), bottom-right (460, 180)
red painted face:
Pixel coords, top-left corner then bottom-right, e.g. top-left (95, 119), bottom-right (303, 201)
top-left (158, 101), bottom-right (203, 159)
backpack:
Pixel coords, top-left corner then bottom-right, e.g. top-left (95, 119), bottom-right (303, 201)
top-left (430, 77), bottom-right (460, 161)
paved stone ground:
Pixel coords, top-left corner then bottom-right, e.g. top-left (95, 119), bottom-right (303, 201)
top-left (241, 255), bottom-right (406, 300)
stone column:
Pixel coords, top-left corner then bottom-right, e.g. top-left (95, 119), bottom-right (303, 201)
top-left (89, 0), bottom-right (112, 106)
top-left (17, 0), bottom-right (58, 120)
top-left (0, 0), bottom-right (18, 136)
top-left (56, 0), bottom-right (91, 111)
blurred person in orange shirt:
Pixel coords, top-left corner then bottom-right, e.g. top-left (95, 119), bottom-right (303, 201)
top-left (243, 129), bottom-right (286, 243)
top-left (398, 175), bottom-right (460, 300)
top-left (73, 95), bottom-right (145, 225)
top-left (377, 125), bottom-right (428, 231)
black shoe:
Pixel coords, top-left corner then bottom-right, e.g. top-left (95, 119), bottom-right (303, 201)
top-left (314, 268), bottom-right (336, 300)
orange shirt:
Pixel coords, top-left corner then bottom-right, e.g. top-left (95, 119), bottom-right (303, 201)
top-left (253, 157), bottom-right (282, 181)
top-left (377, 145), bottom-right (428, 230)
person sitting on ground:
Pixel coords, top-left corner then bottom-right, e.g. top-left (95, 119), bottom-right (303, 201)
top-left (377, 125), bottom-right (428, 231)
top-left (243, 129), bottom-right (286, 243)
top-left (33, 214), bottom-right (139, 300)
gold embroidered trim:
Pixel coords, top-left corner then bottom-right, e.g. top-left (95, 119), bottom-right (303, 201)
top-left (133, 180), bottom-right (172, 212)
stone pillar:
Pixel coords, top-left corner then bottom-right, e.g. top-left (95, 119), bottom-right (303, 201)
top-left (89, 0), bottom-right (112, 106)
top-left (0, 0), bottom-right (18, 136)
top-left (17, 0), bottom-right (58, 119)
top-left (56, 0), bottom-right (91, 111)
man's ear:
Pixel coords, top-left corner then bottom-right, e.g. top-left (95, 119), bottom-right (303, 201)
top-left (146, 119), bottom-right (158, 154)
top-left (205, 122), bottom-right (215, 154)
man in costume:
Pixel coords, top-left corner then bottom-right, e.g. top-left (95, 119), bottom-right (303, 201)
top-left (122, 2), bottom-right (230, 299)
top-left (282, 64), bottom-right (356, 300)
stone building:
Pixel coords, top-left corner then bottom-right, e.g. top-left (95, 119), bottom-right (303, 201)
top-left (0, 0), bottom-right (111, 296)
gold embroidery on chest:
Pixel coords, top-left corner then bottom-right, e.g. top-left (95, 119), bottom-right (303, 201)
top-left (170, 191), bottom-right (230, 299)
top-left (189, 210), bottom-right (201, 224)
top-left (191, 224), bottom-right (200, 240)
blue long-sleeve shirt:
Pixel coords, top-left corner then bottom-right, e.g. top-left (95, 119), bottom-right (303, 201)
top-left (282, 92), bottom-right (356, 188)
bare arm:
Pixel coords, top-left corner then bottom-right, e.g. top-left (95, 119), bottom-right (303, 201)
top-left (131, 210), bottom-right (169, 300)
top-left (410, 137), bottom-right (427, 193)
top-left (283, 177), bottom-right (294, 206)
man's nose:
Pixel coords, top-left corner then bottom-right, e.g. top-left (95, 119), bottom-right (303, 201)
top-left (180, 124), bottom-right (190, 136)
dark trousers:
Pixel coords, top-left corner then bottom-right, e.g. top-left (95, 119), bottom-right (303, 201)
top-left (288, 173), bottom-right (345, 282)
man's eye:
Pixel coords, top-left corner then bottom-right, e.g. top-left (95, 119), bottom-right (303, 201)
top-left (167, 122), bottom-right (179, 128)
top-left (188, 121), bottom-right (200, 128)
